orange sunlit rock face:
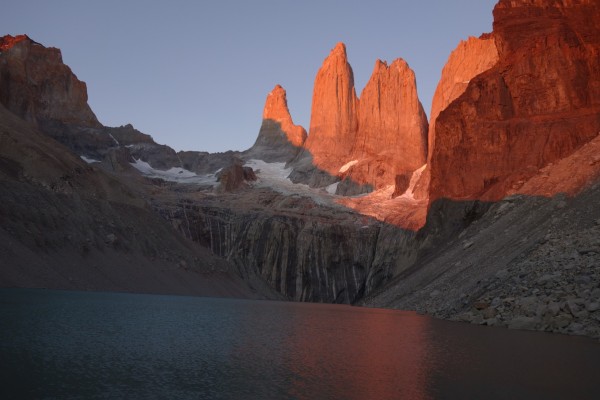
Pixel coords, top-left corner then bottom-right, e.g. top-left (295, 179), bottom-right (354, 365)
top-left (0, 34), bottom-right (100, 127)
top-left (262, 84), bottom-right (307, 148)
top-left (345, 58), bottom-right (428, 192)
top-left (303, 42), bottom-right (359, 173)
top-left (413, 35), bottom-right (499, 201)
top-left (245, 84), bottom-right (307, 163)
top-left (337, 165), bottom-right (429, 231)
top-left (0, 34), bottom-right (30, 52)
top-left (515, 134), bottom-right (600, 198)
top-left (428, 0), bottom-right (600, 204)
top-left (427, 35), bottom-right (499, 159)
top-left (300, 43), bottom-right (428, 196)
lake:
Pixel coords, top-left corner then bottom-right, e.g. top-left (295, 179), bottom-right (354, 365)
top-left (1, 288), bottom-right (599, 399)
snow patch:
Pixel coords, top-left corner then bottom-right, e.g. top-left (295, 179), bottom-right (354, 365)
top-left (108, 133), bottom-right (120, 146)
top-left (244, 159), bottom-right (294, 187)
top-left (130, 158), bottom-right (218, 185)
top-left (244, 159), bottom-right (334, 205)
top-left (339, 160), bottom-right (358, 173)
top-left (398, 164), bottom-right (427, 200)
top-left (325, 182), bottom-right (339, 195)
top-left (80, 155), bottom-right (100, 164)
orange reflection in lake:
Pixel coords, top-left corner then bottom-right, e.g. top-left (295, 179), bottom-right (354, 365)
top-left (282, 305), bottom-right (433, 400)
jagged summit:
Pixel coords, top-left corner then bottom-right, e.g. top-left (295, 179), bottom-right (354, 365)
top-left (331, 42), bottom-right (347, 56)
top-left (0, 34), bottom-right (40, 52)
top-left (345, 55), bottom-right (428, 195)
top-left (0, 34), bottom-right (99, 127)
top-left (243, 84), bottom-right (307, 163)
top-left (289, 42), bottom-right (427, 198)
top-left (305, 41), bottom-right (358, 167)
top-left (261, 84), bottom-right (306, 146)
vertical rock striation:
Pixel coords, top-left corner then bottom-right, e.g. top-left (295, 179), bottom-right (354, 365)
top-left (290, 43), bottom-right (428, 196)
top-left (340, 59), bottom-right (428, 196)
top-left (162, 192), bottom-right (421, 304)
top-left (302, 42), bottom-right (359, 173)
top-left (428, 35), bottom-right (499, 158)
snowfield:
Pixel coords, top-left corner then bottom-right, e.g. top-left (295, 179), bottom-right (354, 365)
top-left (127, 156), bottom-right (427, 222)
top-left (339, 159), bottom-right (358, 173)
top-left (80, 155), bottom-right (100, 164)
top-left (326, 182), bottom-right (339, 195)
top-left (399, 164), bottom-right (427, 200)
top-left (130, 158), bottom-right (218, 185)
top-left (244, 159), bottom-right (335, 205)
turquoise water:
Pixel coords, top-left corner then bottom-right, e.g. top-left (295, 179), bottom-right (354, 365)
top-left (1, 288), bottom-right (599, 399)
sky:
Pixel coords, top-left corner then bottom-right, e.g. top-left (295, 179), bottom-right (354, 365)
top-left (1, 1), bottom-right (497, 153)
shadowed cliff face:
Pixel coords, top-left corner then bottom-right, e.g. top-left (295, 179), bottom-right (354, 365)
top-left (0, 34), bottom-right (100, 127)
top-left (428, 0), bottom-right (600, 204)
top-left (157, 187), bottom-right (424, 303)
top-left (244, 85), bottom-right (307, 163)
top-left (0, 101), bottom-right (280, 300)
top-left (0, 35), bottom-right (188, 172)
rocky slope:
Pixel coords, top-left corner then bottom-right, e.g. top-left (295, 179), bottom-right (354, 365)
top-left (0, 101), bottom-right (279, 300)
top-left (0, 34), bottom-right (189, 172)
top-left (428, 0), bottom-right (600, 203)
top-left (364, 0), bottom-right (600, 339)
top-left (364, 168), bottom-right (600, 338)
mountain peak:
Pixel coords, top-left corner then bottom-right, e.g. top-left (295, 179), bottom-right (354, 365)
top-left (245, 84), bottom-right (306, 163)
top-left (0, 34), bottom-right (34, 52)
top-left (0, 33), bottom-right (99, 127)
top-left (331, 42), bottom-right (347, 56)
top-left (262, 84), bottom-right (292, 123)
top-left (302, 42), bottom-right (358, 174)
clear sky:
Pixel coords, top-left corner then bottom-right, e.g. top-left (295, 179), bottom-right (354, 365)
top-left (2, 0), bottom-right (497, 153)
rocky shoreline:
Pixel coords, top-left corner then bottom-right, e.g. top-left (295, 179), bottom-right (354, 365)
top-left (452, 219), bottom-right (600, 339)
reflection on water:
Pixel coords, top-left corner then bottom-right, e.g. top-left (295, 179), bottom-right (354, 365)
top-left (280, 305), bottom-right (431, 400)
top-left (1, 288), bottom-right (599, 399)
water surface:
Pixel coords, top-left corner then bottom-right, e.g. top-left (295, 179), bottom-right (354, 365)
top-left (1, 288), bottom-right (599, 399)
